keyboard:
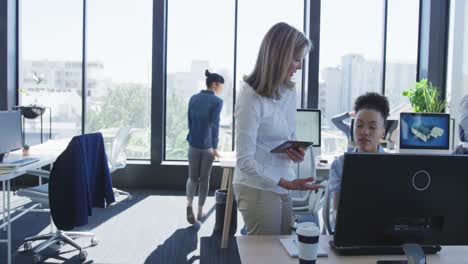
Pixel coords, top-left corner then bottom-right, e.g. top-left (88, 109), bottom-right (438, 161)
top-left (0, 157), bottom-right (40, 168)
top-left (329, 240), bottom-right (441, 255)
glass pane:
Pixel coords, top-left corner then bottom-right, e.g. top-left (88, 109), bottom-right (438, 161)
top-left (19, 0), bottom-right (83, 145)
top-left (318, 0), bottom-right (384, 159)
top-left (446, 0), bottom-right (468, 144)
top-left (237, 0), bottom-right (304, 108)
top-left (86, 0), bottom-right (153, 160)
top-left (385, 0), bottom-right (419, 117)
top-left (166, 0), bottom-right (235, 160)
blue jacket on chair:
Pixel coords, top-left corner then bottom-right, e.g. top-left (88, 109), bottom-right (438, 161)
top-left (49, 133), bottom-right (116, 230)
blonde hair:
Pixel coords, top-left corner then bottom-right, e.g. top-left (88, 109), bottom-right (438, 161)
top-left (244, 22), bottom-right (312, 99)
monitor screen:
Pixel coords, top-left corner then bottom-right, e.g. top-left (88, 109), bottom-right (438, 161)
top-left (296, 109), bottom-right (321, 147)
top-left (0, 111), bottom-right (22, 157)
top-left (334, 153), bottom-right (468, 248)
top-left (399, 112), bottom-right (450, 150)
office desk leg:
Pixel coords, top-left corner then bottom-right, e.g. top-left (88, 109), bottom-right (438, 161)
top-left (221, 168), bottom-right (234, 249)
top-left (2, 180), bottom-right (5, 231)
top-left (7, 180), bottom-right (11, 264)
top-left (221, 168), bottom-right (229, 190)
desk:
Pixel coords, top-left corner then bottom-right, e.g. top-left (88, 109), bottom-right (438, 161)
top-left (218, 153), bottom-right (236, 249)
top-left (0, 139), bottom-right (69, 264)
top-left (218, 153), bottom-right (330, 249)
top-left (237, 235), bottom-right (468, 264)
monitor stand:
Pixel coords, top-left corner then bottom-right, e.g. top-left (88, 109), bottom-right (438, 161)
top-left (377, 244), bottom-right (426, 264)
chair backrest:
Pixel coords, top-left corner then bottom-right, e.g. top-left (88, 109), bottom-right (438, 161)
top-left (309, 180), bottom-right (327, 213)
top-left (293, 148), bottom-right (317, 199)
top-left (109, 127), bottom-right (131, 170)
top-left (453, 142), bottom-right (468, 154)
top-left (322, 183), bottom-right (335, 235)
top-left (49, 133), bottom-right (115, 230)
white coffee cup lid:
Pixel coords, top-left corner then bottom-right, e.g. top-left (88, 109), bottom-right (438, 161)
top-left (296, 222), bottom-right (320, 237)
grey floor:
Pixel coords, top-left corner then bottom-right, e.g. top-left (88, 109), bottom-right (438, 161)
top-left (0, 190), bottom-right (243, 264)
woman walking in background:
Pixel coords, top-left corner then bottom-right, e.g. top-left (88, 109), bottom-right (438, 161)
top-left (186, 70), bottom-right (224, 224)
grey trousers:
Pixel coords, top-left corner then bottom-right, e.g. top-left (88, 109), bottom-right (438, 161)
top-left (186, 146), bottom-right (215, 206)
top-left (234, 184), bottom-right (292, 235)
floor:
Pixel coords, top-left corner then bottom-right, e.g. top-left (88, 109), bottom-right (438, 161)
top-left (0, 189), bottom-right (243, 264)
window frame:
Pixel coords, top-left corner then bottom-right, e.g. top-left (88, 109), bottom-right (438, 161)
top-left (4, 0), bottom-right (449, 189)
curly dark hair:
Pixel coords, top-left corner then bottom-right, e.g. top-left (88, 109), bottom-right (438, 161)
top-left (353, 92), bottom-right (390, 121)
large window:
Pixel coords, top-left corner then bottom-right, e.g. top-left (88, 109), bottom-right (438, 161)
top-left (19, 0), bottom-right (423, 165)
top-left (19, 0), bottom-right (83, 145)
top-left (385, 0), bottom-right (419, 116)
top-left (447, 0), bottom-right (468, 145)
top-left (86, 0), bottom-right (152, 159)
top-left (19, 0), bottom-right (152, 160)
top-left (237, 0), bottom-right (305, 108)
top-left (318, 0), bottom-right (385, 159)
top-left (166, 0), bottom-right (235, 161)
top-left (165, 0), bottom-right (305, 161)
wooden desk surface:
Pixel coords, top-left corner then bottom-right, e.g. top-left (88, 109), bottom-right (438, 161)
top-left (236, 235), bottom-right (468, 264)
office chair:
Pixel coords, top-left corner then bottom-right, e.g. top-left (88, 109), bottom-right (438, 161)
top-left (292, 181), bottom-right (327, 212)
top-left (107, 126), bottom-right (132, 200)
top-left (453, 142), bottom-right (468, 154)
top-left (17, 133), bottom-right (114, 263)
top-left (17, 183), bottom-right (97, 263)
top-left (291, 181), bottom-right (328, 232)
top-left (291, 148), bottom-right (317, 205)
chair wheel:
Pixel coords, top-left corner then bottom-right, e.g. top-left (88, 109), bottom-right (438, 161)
top-left (79, 250), bottom-right (87, 261)
top-left (33, 254), bottom-right (43, 263)
top-left (24, 241), bottom-right (33, 251)
top-left (91, 237), bottom-right (99, 246)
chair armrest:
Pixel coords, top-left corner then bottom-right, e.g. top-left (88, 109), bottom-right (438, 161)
top-left (291, 205), bottom-right (309, 211)
top-left (291, 191), bottom-right (310, 203)
top-left (26, 169), bottom-right (50, 179)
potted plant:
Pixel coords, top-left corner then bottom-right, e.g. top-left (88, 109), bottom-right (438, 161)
top-left (16, 88), bottom-right (46, 119)
top-left (402, 78), bottom-right (446, 113)
top-left (16, 72), bottom-right (46, 119)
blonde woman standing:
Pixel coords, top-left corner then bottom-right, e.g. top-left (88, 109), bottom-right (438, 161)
top-left (233, 22), bottom-right (321, 235)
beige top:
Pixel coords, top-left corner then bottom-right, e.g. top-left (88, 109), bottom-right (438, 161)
top-left (237, 235), bottom-right (468, 264)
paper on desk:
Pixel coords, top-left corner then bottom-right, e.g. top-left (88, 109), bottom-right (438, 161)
top-left (0, 167), bottom-right (15, 174)
top-left (280, 238), bottom-right (328, 258)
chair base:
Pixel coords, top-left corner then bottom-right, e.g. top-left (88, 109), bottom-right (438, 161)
top-left (23, 230), bottom-right (98, 263)
top-left (113, 187), bottom-right (133, 200)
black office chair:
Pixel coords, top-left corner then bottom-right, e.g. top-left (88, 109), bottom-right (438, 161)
top-left (453, 142), bottom-right (468, 154)
top-left (17, 133), bottom-right (114, 263)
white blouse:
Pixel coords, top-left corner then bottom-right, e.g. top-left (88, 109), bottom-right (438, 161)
top-left (233, 82), bottom-right (297, 194)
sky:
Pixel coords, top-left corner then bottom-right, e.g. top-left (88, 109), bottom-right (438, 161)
top-left (20, 0), bottom-right (420, 83)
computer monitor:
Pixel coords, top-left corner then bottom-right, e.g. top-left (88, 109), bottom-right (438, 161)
top-left (333, 153), bottom-right (468, 255)
top-left (399, 112), bottom-right (451, 154)
top-left (0, 111), bottom-right (23, 162)
top-left (296, 109), bottom-right (321, 147)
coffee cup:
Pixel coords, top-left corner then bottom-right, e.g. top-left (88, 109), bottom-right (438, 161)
top-left (296, 222), bottom-right (320, 264)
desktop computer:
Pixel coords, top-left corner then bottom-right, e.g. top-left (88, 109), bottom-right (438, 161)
top-left (331, 153), bottom-right (468, 259)
top-left (399, 112), bottom-right (451, 154)
top-left (0, 111), bottom-right (23, 162)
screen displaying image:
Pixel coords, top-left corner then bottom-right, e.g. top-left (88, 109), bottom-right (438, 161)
top-left (296, 109), bottom-right (321, 147)
top-left (400, 113), bottom-right (450, 149)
